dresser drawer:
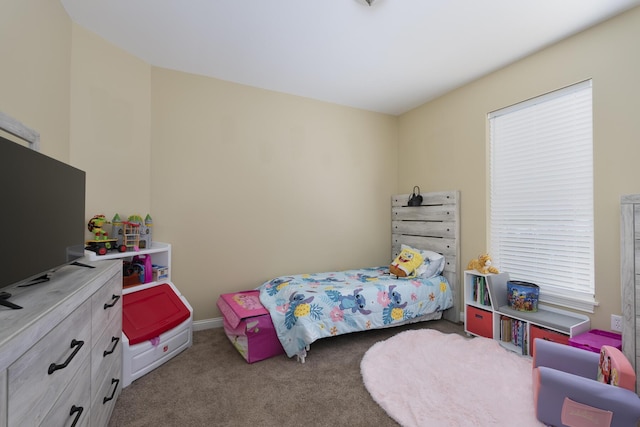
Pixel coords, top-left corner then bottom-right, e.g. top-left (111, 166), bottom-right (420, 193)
top-left (92, 271), bottom-right (122, 340)
top-left (91, 351), bottom-right (122, 427)
top-left (8, 300), bottom-right (92, 426)
top-left (40, 356), bottom-right (91, 427)
top-left (465, 305), bottom-right (493, 339)
top-left (91, 313), bottom-right (122, 401)
top-left (0, 370), bottom-right (6, 427)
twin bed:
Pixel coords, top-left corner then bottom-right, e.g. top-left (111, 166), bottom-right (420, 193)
top-left (257, 191), bottom-right (460, 361)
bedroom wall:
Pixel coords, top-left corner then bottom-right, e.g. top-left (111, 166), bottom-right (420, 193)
top-left (8, 0), bottom-right (635, 330)
top-left (69, 23), bottom-right (152, 220)
top-left (398, 6), bottom-right (640, 331)
top-left (150, 68), bottom-right (398, 321)
top-left (0, 0), bottom-right (71, 162)
top-left (0, 0), bottom-right (152, 238)
top-left (2, 0), bottom-right (398, 323)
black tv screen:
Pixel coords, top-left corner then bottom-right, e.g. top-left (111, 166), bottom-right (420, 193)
top-left (0, 135), bottom-right (86, 290)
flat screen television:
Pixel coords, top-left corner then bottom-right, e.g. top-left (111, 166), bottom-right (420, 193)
top-left (0, 134), bottom-right (86, 309)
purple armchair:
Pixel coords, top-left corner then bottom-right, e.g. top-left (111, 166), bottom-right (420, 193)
top-left (532, 338), bottom-right (640, 427)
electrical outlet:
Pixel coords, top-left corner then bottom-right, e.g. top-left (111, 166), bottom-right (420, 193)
top-left (611, 314), bottom-right (623, 332)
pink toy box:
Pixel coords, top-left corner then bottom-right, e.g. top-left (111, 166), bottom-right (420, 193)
top-left (217, 290), bottom-right (284, 363)
top-left (568, 329), bottom-right (622, 353)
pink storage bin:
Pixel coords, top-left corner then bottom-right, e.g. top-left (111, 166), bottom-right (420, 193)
top-left (568, 329), bottom-right (622, 353)
top-left (217, 290), bottom-right (284, 363)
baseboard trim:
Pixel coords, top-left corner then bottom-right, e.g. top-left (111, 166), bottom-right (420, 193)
top-left (193, 317), bottom-right (223, 331)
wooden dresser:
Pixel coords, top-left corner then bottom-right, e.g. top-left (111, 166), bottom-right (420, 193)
top-left (0, 259), bottom-right (122, 426)
top-left (621, 194), bottom-right (640, 394)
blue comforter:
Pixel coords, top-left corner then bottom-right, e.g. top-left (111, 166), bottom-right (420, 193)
top-left (258, 266), bottom-right (453, 358)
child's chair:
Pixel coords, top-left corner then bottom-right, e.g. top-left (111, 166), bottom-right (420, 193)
top-left (532, 338), bottom-right (640, 427)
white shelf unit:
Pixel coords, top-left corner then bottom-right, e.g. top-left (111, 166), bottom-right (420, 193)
top-left (463, 270), bottom-right (505, 340)
top-left (86, 241), bottom-right (171, 294)
top-left (86, 241), bottom-right (193, 387)
top-left (464, 270), bottom-right (590, 356)
top-left (464, 270), bottom-right (497, 310)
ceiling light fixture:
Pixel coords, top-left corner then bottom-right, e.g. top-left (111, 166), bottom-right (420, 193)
top-left (355, 0), bottom-right (377, 6)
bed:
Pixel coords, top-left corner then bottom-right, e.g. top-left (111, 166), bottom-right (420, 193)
top-left (258, 191), bottom-right (460, 361)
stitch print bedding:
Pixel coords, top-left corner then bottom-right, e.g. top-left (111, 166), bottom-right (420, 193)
top-left (258, 267), bottom-right (453, 360)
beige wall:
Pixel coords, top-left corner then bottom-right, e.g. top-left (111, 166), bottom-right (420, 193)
top-left (0, 0), bottom-right (397, 323)
top-left (69, 23), bottom-right (152, 221)
top-left (0, 0), bottom-right (71, 161)
top-left (0, 0), bottom-right (152, 237)
top-left (150, 68), bottom-right (398, 320)
top-left (398, 6), bottom-right (640, 330)
top-left (4, 0), bottom-right (638, 330)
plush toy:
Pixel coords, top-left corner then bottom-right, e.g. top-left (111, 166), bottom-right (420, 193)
top-left (390, 247), bottom-right (424, 278)
top-left (467, 254), bottom-right (499, 274)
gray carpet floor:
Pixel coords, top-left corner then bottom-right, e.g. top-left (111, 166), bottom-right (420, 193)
top-left (108, 319), bottom-right (465, 427)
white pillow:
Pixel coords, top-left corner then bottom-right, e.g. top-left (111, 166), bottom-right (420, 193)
top-left (401, 244), bottom-right (445, 278)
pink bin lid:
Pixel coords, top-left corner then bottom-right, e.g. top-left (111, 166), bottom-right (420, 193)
top-left (217, 291), bottom-right (268, 328)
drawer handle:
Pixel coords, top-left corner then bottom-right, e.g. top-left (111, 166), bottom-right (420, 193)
top-left (48, 339), bottom-right (84, 375)
top-left (103, 378), bottom-right (120, 404)
top-left (104, 294), bottom-right (121, 310)
top-left (69, 405), bottom-right (84, 427)
top-left (104, 336), bottom-right (120, 357)
top-left (475, 314), bottom-right (484, 319)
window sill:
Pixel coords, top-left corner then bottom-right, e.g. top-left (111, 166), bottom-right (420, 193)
top-left (539, 293), bottom-right (598, 314)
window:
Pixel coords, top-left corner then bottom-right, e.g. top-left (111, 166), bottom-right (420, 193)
top-left (488, 80), bottom-right (595, 312)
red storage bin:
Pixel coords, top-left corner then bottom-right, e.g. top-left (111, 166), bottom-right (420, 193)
top-left (466, 305), bottom-right (493, 339)
top-left (530, 325), bottom-right (570, 358)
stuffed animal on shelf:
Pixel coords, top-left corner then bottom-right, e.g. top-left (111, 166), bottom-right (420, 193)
top-left (467, 254), bottom-right (499, 274)
top-left (390, 247), bottom-right (424, 278)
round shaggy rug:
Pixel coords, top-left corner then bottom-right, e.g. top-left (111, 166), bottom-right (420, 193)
top-left (360, 329), bottom-right (544, 427)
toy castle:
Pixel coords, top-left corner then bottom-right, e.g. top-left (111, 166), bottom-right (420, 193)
top-left (111, 213), bottom-right (153, 249)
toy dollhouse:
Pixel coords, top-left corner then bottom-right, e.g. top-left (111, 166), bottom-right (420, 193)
top-left (111, 213), bottom-right (153, 249)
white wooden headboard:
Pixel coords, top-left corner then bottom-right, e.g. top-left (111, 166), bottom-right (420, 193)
top-left (391, 191), bottom-right (460, 323)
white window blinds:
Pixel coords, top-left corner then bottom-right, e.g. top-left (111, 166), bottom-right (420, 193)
top-left (488, 80), bottom-right (595, 312)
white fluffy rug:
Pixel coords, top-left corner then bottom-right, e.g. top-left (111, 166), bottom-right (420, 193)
top-left (361, 329), bottom-right (544, 427)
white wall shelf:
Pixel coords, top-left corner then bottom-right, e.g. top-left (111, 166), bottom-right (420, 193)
top-left (86, 242), bottom-right (171, 294)
top-left (87, 241), bottom-right (193, 388)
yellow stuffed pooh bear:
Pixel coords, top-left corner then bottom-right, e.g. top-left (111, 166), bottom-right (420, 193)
top-left (467, 254), bottom-right (499, 274)
top-left (390, 247), bottom-right (424, 278)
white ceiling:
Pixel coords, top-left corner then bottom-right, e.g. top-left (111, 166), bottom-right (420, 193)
top-left (60, 0), bottom-right (640, 116)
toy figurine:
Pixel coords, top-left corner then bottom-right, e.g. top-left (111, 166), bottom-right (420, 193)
top-left (85, 214), bottom-right (127, 255)
top-left (87, 214), bottom-right (109, 240)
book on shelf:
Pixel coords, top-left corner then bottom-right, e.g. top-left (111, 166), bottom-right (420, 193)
top-left (473, 276), bottom-right (491, 306)
top-left (499, 315), bottom-right (529, 356)
top-left (500, 316), bottom-right (511, 342)
top-left (472, 278), bottom-right (477, 302)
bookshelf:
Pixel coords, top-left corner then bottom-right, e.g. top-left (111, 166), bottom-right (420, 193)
top-left (464, 270), bottom-right (506, 339)
top-left (463, 270), bottom-right (590, 357)
top-left (465, 271), bottom-right (495, 309)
